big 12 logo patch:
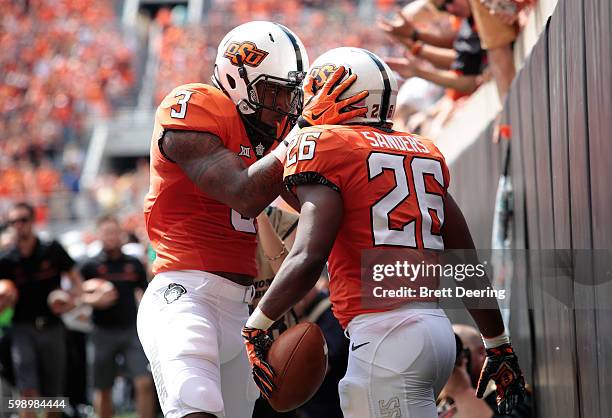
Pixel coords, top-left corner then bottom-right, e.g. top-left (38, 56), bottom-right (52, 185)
top-left (224, 41), bottom-right (269, 67)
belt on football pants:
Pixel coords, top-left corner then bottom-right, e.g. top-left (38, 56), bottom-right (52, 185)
top-left (195, 271), bottom-right (256, 304)
top-left (161, 270), bottom-right (256, 304)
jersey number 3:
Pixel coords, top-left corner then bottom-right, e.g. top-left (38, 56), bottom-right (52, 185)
top-left (367, 153), bottom-right (445, 249)
top-left (170, 90), bottom-right (193, 119)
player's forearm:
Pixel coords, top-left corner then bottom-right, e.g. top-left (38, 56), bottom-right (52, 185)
top-left (232, 155), bottom-right (286, 217)
top-left (461, 269), bottom-right (505, 337)
top-left (231, 136), bottom-right (296, 217)
top-left (258, 250), bottom-right (325, 321)
top-left (468, 308), bottom-right (505, 338)
top-left (185, 153), bottom-right (285, 218)
top-left (216, 133), bottom-right (294, 217)
top-left (442, 192), bottom-right (506, 338)
top-left (414, 67), bottom-right (478, 94)
top-left (258, 186), bottom-right (341, 320)
top-left (163, 129), bottom-right (286, 217)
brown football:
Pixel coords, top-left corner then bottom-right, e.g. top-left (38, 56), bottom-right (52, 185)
top-left (267, 322), bottom-right (328, 412)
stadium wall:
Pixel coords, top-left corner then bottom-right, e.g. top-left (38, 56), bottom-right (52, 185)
top-left (444, 0), bottom-right (612, 416)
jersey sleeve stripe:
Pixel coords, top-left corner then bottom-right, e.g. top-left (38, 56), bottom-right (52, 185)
top-left (158, 131), bottom-right (176, 163)
top-left (284, 172), bottom-right (340, 193)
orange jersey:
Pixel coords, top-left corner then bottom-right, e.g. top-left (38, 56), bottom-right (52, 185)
top-left (283, 125), bottom-right (450, 328)
top-left (145, 83), bottom-right (259, 276)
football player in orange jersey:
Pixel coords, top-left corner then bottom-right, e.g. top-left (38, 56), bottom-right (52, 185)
top-left (137, 23), bottom-right (368, 418)
top-left (243, 47), bottom-right (526, 418)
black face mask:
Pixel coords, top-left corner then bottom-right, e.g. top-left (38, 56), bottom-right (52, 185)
top-left (213, 57), bottom-right (305, 158)
top-left (235, 56), bottom-right (304, 155)
top-left (240, 75), bottom-right (303, 158)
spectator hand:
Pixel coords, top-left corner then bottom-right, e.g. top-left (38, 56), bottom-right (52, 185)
top-left (242, 326), bottom-right (276, 399)
top-left (377, 12), bottom-right (416, 43)
top-left (82, 279), bottom-right (119, 309)
top-left (386, 55), bottom-right (424, 79)
top-left (496, 12), bottom-right (518, 25)
top-left (482, 0), bottom-right (519, 25)
top-left (47, 289), bottom-right (76, 315)
top-left (299, 66), bottom-right (369, 128)
top-left (476, 343), bottom-right (526, 414)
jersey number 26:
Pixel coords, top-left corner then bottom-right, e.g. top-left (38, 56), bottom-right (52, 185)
top-left (367, 152), bottom-right (445, 250)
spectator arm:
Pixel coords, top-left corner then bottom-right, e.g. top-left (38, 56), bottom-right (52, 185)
top-left (415, 28), bottom-right (456, 49)
top-left (414, 67), bottom-right (479, 94)
top-left (256, 212), bottom-right (295, 275)
top-left (418, 45), bottom-right (457, 70)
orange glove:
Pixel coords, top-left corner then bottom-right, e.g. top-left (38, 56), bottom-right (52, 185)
top-left (299, 66), bottom-right (369, 128)
top-left (241, 326), bottom-right (276, 399)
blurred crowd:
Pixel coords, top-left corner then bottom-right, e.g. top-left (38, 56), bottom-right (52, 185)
top-left (0, 0), bottom-right (536, 225)
top-left (381, 0), bottom-right (534, 139)
top-left (86, 158), bottom-right (150, 234)
top-left (0, 0), bottom-right (541, 416)
top-left (150, 0), bottom-right (534, 140)
top-left (152, 0), bottom-right (405, 104)
top-left (0, 0), bottom-right (135, 221)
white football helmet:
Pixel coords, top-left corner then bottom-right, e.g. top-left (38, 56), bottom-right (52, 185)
top-left (306, 47), bottom-right (398, 126)
top-left (212, 21), bottom-right (309, 142)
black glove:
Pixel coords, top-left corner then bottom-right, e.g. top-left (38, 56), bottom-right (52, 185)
top-left (476, 343), bottom-right (526, 414)
top-left (241, 326), bottom-right (276, 399)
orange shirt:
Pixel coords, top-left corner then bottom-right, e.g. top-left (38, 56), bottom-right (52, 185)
top-left (284, 125), bottom-right (450, 328)
top-left (145, 83), bottom-right (259, 276)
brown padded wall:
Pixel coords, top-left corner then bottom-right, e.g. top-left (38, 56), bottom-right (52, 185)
top-left (565, 0), bottom-right (598, 415)
top-left (447, 0), bottom-right (611, 415)
top-left (584, 0), bottom-right (612, 413)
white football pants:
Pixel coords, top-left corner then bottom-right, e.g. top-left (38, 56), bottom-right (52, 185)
top-left (339, 303), bottom-right (456, 418)
top-left (137, 270), bottom-right (259, 418)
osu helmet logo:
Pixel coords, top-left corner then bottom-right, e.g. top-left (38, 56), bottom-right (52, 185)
top-left (164, 283), bottom-right (186, 304)
top-left (224, 41), bottom-right (269, 67)
top-left (308, 64), bottom-right (338, 90)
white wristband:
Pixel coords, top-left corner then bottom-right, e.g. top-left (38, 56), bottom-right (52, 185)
top-left (246, 306), bottom-right (275, 330)
top-left (482, 332), bottom-right (510, 349)
top-left (271, 124), bottom-right (301, 163)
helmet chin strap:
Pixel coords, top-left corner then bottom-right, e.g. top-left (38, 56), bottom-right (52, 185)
top-left (236, 55), bottom-right (259, 111)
